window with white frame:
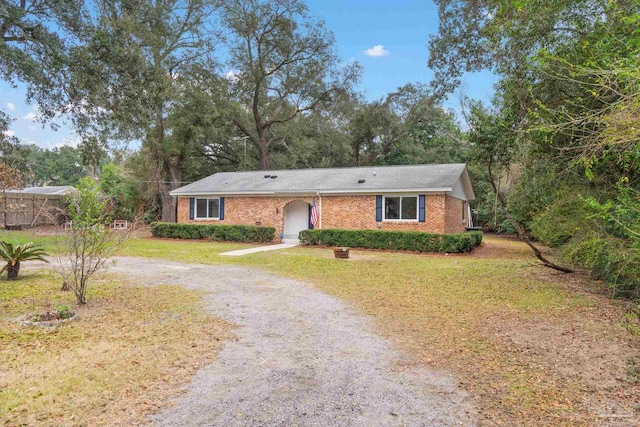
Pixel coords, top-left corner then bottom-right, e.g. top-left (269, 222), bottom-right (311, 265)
top-left (384, 196), bottom-right (418, 220)
top-left (195, 198), bottom-right (220, 219)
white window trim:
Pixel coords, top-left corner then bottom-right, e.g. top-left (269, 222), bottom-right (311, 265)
top-left (383, 195), bottom-right (419, 222)
top-left (194, 197), bottom-right (220, 220)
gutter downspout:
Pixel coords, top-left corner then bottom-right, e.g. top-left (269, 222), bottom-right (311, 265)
top-left (316, 191), bottom-right (322, 229)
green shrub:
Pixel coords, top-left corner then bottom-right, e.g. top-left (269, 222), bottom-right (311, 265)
top-left (299, 229), bottom-right (482, 253)
top-left (531, 197), bottom-right (593, 247)
top-left (562, 233), bottom-right (640, 299)
top-left (55, 304), bottom-right (75, 319)
top-left (151, 222), bottom-right (275, 243)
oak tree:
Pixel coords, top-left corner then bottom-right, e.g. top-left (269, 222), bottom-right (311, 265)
top-left (221, 0), bottom-right (361, 170)
top-left (70, 0), bottom-right (218, 221)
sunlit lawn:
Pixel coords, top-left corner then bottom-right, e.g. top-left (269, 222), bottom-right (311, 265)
top-left (0, 229), bottom-right (259, 262)
top-left (117, 233), bottom-right (259, 262)
top-left (1, 229), bottom-right (636, 425)
top-left (0, 230), bottom-right (57, 253)
top-left (107, 233), bottom-right (631, 425)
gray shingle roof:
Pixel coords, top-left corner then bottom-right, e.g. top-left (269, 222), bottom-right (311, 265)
top-left (7, 186), bottom-right (76, 195)
top-left (171, 164), bottom-right (473, 198)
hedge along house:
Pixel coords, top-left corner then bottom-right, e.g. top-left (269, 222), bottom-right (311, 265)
top-left (170, 163), bottom-right (475, 243)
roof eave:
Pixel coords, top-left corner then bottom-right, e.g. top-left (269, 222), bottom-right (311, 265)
top-left (170, 187), bottom-right (454, 197)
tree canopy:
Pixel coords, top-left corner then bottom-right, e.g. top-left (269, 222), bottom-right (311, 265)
top-left (429, 0), bottom-right (640, 295)
top-left (1, 0), bottom-right (86, 119)
top-left (221, 0), bottom-right (361, 169)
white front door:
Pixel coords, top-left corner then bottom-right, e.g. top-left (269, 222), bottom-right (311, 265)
top-left (283, 201), bottom-right (309, 242)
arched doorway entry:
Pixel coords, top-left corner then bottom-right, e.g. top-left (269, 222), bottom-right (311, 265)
top-left (283, 200), bottom-right (310, 243)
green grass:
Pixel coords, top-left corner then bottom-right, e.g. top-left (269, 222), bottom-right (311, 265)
top-left (0, 229), bottom-right (593, 319)
top-left (106, 234), bottom-right (605, 425)
top-left (117, 234), bottom-right (258, 261)
top-left (0, 230), bottom-right (56, 253)
top-left (0, 229), bottom-right (259, 264)
top-left (0, 271), bottom-right (76, 317)
top-left (109, 234), bottom-right (587, 313)
top-left (251, 248), bottom-right (583, 312)
top-left (1, 229), bottom-right (630, 425)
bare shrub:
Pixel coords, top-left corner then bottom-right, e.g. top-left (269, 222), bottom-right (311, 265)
top-left (54, 177), bottom-right (136, 304)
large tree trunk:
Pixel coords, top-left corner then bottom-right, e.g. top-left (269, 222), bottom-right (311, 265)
top-left (160, 155), bottom-right (185, 223)
top-left (257, 139), bottom-right (270, 170)
top-left (151, 101), bottom-right (177, 223)
top-left (159, 187), bottom-right (176, 222)
top-left (159, 163), bottom-right (181, 223)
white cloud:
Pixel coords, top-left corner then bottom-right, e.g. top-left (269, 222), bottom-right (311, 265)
top-left (22, 111), bottom-right (37, 121)
top-left (3, 130), bottom-right (15, 137)
top-left (6, 102), bottom-right (16, 111)
top-left (224, 70), bottom-right (239, 82)
top-left (27, 125), bottom-right (36, 131)
top-left (364, 45), bottom-right (389, 57)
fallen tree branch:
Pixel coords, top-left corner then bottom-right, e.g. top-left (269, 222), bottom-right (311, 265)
top-left (487, 162), bottom-right (574, 273)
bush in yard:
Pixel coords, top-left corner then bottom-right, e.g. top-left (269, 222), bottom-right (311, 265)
top-left (299, 229), bottom-right (483, 253)
top-left (55, 177), bottom-right (134, 305)
top-left (151, 222), bottom-right (275, 243)
top-left (561, 233), bottom-right (640, 299)
top-left (0, 241), bottom-right (49, 280)
top-left (54, 303), bottom-right (75, 319)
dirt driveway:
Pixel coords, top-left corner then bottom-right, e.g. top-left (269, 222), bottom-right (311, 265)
top-left (105, 257), bottom-right (476, 426)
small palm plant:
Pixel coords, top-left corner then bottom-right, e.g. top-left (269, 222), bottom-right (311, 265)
top-left (0, 241), bottom-right (49, 280)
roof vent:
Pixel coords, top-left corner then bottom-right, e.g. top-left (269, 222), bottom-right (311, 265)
top-left (264, 174), bottom-right (271, 178)
top-left (358, 179), bottom-right (366, 184)
top-left (270, 175), bottom-right (278, 179)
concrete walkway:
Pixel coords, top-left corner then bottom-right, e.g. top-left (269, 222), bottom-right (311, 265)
top-left (219, 243), bottom-right (298, 256)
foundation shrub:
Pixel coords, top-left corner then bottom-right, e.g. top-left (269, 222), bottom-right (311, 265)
top-left (299, 229), bottom-right (482, 253)
top-left (151, 222), bottom-right (275, 243)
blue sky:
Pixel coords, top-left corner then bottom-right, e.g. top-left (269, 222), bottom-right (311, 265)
top-left (1, 0), bottom-right (497, 149)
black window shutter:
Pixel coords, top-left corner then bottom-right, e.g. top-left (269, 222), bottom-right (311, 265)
top-left (189, 198), bottom-right (195, 220)
top-left (219, 197), bottom-right (225, 220)
top-left (376, 195), bottom-right (383, 222)
top-left (308, 203), bottom-right (314, 229)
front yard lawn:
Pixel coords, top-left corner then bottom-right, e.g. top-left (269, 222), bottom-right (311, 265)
top-left (0, 269), bottom-right (233, 426)
top-left (115, 233), bottom-right (640, 426)
top-left (2, 229), bottom-right (638, 425)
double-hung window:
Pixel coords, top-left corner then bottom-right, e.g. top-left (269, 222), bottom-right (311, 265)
top-left (195, 198), bottom-right (220, 219)
top-left (384, 196), bottom-right (418, 221)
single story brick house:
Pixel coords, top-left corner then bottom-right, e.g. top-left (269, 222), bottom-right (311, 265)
top-left (170, 163), bottom-right (475, 243)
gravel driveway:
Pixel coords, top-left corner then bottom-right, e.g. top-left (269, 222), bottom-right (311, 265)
top-left (105, 257), bottom-right (476, 426)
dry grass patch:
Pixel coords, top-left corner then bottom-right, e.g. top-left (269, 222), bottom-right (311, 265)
top-left (33, 231), bottom-right (640, 425)
top-left (230, 237), bottom-right (640, 426)
top-left (0, 271), bottom-right (234, 426)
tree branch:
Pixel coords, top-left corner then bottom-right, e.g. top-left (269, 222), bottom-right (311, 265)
top-left (487, 160), bottom-right (574, 273)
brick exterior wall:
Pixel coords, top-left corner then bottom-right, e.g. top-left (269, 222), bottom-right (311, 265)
top-left (445, 196), bottom-right (467, 234)
top-left (321, 195), bottom-right (446, 233)
top-left (177, 193), bottom-right (468, 241)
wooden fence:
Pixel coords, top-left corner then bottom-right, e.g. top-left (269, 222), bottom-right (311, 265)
top-left (0, 192), bottom-right (67, 227)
